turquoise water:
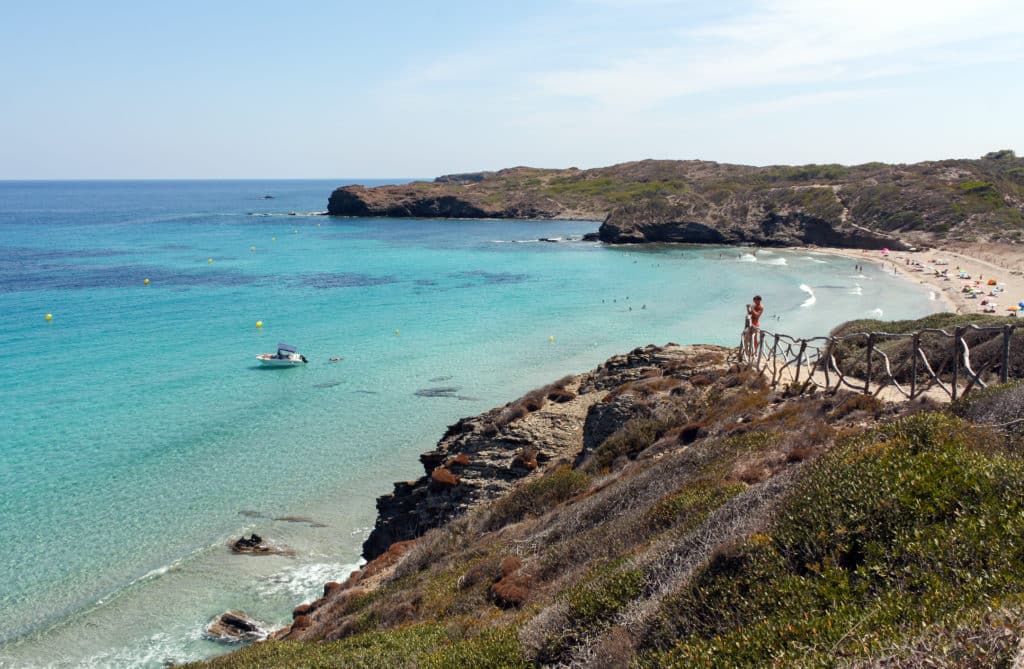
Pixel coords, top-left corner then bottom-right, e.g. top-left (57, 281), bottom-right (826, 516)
top-left (0, 181), bottom-right (939, 667)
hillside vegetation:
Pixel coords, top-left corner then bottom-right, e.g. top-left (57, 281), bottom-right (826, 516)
top-left (194, 323), bottom-right (1024, 668)
top-left (327, 151), bottom-right (1024, 248)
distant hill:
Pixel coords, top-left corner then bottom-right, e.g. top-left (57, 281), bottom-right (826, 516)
top-left (327, 151), bottom-right (1024, 249)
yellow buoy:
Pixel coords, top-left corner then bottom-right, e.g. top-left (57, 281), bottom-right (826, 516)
top-left (250, 246), bottom-right (256, 252)
top-left (394, 329), bottom-right (400, 335)
top-left (144, 278), bottom-right (150, 285)
top-left (549, 335), bottom-right (555, 342)
top-left (45, 313), bottom-right (52, 321)
top-left (208, 258), bottom-right (213, 264)
top-left (256, 320), bottom-right (263, 329)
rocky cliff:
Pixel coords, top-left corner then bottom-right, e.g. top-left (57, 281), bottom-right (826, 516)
top-left (328, 151), bottom-right (1024, 248)
top-left (195, 328), bottom-right (1024, 668)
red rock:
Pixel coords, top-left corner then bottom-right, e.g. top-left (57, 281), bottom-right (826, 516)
top-left (430, 467), bottom-right (460, 486)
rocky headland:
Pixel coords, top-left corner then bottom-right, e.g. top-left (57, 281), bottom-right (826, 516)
top-left (328, 150), bottom-right (1024, 249)
top-left (193, 320), bottom-right (1024, 667)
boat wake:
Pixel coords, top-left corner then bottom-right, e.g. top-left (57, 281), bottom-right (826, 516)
top-left (763, 257), bottom-right (787, 266)
top-left (738, 253), bottom-right (757, 262)
top-left (850, 284), bottom-right (863, 296)
top-left (800, 284), bottom-right (816, 307)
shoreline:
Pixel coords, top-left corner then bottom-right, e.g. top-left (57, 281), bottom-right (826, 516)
top-left (797, 245), bottom-right (1024, 317)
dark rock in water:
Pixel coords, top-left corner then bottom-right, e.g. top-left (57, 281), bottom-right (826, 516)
top-left (206, 610), bottom-right (268, 643)
top-left (582, 232), bottom-right (601, 241)
top-left (257, 195), bottom-right (275, 200)
top-left (415, 387), bottom-right (460, 398)
top-left (429, 375), bottom-right (454, 382)
top-left (230, 533), bottom-right (295, 556)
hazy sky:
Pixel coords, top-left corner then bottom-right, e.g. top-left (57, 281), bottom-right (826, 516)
top-left (2, 0), bottom-right (1023, 178)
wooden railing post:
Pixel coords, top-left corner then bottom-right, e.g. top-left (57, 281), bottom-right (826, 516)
top-left (1002, 324), bottom-right (1013, 384)
top-left (952, 327), bottom-right (961, 401)
top-left (910, 333), bottom-right (919, 399)
top-left (864, 333), bottom-right (873, 394)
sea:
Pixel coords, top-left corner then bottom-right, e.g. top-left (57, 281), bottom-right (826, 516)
top-left (0, 180), bottom-right (940, 667)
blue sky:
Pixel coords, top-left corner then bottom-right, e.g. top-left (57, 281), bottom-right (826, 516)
top-left (2, 0), bottom-right (1023, 178)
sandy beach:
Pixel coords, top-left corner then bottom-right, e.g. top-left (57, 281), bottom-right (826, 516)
top-left (808, 244), bottom-right (1024, 317)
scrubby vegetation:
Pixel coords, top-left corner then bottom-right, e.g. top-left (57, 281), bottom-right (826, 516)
top-left (829, 313), bottom-right (1024, 384)
top-left (333, 152), bottom-right (1024, 245)
top-left (197, 333), bottom-right (1024, 668)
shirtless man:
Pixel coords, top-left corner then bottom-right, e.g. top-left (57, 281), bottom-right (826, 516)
top-left (747, 295), bottom-right (764, 347)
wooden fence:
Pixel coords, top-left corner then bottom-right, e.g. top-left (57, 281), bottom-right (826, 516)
top-left (738, 323), bottom-right (1019, 400)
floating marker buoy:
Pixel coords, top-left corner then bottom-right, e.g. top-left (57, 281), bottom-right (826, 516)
top-left (45, 313), bottom-right (52, 321)
top-left (208, 258), bottom-right (213, 264)
top-left (549, 335), bottom-right (555, 342)
top-left (272, 237), bottom-right (276, 241)
top-left (293, 229), bottom-right (298, 234)
top-left (256, 320), bottom-right (263, 329)
top-left (250, 246), bottom-right (256, 252)
top-left (144, 278), bottom-right (150, 285)
top-left (394, 329), bottom-right (399, 335)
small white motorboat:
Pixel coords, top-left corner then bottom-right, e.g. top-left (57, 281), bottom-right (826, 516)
top-left (256, 343), bottom-right (308, 366)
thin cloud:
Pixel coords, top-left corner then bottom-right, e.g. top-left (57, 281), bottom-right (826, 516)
top-left (535, 0), bottom-right (1024, 110)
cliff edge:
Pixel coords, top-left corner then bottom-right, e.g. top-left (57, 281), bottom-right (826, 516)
top-left (193, 326), bottom-right (1024, 668)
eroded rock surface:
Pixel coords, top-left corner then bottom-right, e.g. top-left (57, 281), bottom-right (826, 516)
top-left (361, 343), bottom-right (730, 560)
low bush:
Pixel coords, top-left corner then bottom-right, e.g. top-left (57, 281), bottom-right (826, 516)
top-left (484, 465), bottom-right (590, 531)
top-left (642, 412), bottom-right (1024, 667)
top-left (585, 417), bottom-right (674, 473)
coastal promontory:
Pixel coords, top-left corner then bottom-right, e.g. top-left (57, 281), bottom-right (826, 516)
top-left (328, 151), bottom-right (1024, 249)
top-left (194, 316), bottom-right (1024, 668)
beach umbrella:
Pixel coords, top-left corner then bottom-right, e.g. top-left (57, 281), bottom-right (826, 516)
top-left (1009, 306), bottom-right (1020, 312)
top-left (1018, 301), bottom-right (1024, 308)
top-left (988, 279), bottom-right (998, 285)
top-left (881, 248), bottom-right (890, 255)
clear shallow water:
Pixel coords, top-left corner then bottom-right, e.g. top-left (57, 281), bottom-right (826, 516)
top-left (0, 181), bottom-right (939, 667)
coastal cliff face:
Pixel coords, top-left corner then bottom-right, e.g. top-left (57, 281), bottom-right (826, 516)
top-left (195, 328), bottom-right (1024, 668)
top-left (328, 151), bottom-right (1024, 248)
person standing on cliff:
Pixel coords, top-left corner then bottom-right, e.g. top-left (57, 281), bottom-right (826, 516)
top-left (747, 295), bottom-right (764, 346)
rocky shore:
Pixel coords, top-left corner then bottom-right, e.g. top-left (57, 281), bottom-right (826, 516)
top-left (272, 342), bottom-right (730, 641)
top-left (327, 152), bottom-right (1024, 249)
top-left (194, 328), bottom-right (1024, 668)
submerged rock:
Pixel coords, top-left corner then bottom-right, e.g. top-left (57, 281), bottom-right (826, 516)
top-left (205, 610), bottom-right (267, 643)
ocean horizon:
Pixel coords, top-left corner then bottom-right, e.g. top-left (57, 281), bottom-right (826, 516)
top-left (0, 179), bottom-right (940, 667)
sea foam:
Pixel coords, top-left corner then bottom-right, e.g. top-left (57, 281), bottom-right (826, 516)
top-left (800, 284), bottom-right (816, 307)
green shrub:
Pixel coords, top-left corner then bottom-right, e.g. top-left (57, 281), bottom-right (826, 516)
top-left (644, 480), bottom-right (745, 532)
top-left (485, 465), bottom-right (590, 530)
top-left (643, 412), bottom-right (1024, 667)
top-left (567, 566), bottom-right (645, 628)
top-left (586, 417), bottom-right (673, 472)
